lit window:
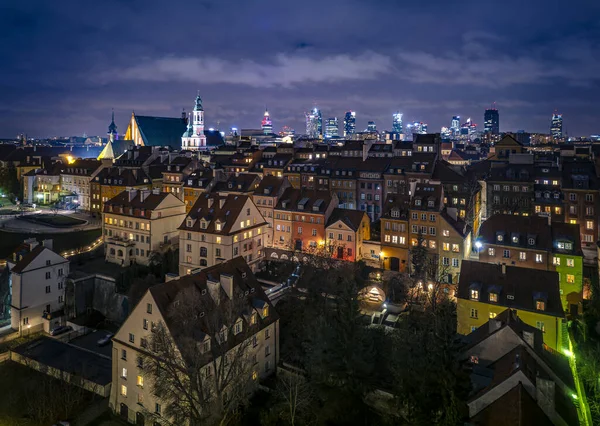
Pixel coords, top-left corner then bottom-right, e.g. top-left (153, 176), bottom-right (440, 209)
top-left (121, 367), bottom-right (127, 378)
top-left (443, 242), bottom-right (449, 251)
top-left (497, 235), bottom-right (503, 242)
top-left (384, 235), bottom-right (390, 242)
top-left (452, 244), bottom-right (459, 253)
top-left (536, 321), bottom-right (545, 333)
top-left (519, 252), bottom-right (526, 261)
top-left (512, 236), bottom-right (519, 243)
top-left (442, 230), bottom-right (449, 237)
top-left (137, 375), bottom-right (144, 387)
top-left (489, 293), bottom-right (498, 302)
top-left (567, 274), bottom-right (575, 284)
top-left (252, 371), bottom-right (258, 380)
top-left (470, 289), bottom-right (479, 300)
top-left (488, 248), bottom-right (495, 256)
top-left (263, 306), bottom-right (269, 317)
top-left (216, 237), bottom-right (222, 244)
top-left (553, 257), bottom-right (560, 266)
top-left (567, 259), bottom-right (574, 267)
top-left (489, 312), bottom-right (497, 319)
top-left (535, 254), bottom-right (543, 263)
top-left (586, 221), bottom-right (594, 230)
top-left (121, 385), bottom-right (127, 397)
top-left (536, 300), bottom-right (545, 311)
top-left (392, 236), bottom-right (398, 244)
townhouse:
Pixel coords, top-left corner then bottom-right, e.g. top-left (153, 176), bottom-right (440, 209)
top-left (109, 257), bottom-right (279, 424)
top-left (182, 169), bottom-right (218, 212)
top-left (325, 208), bottom-right (370, 262)
top-left (178, 193), bottom-right (267, 275)
top-left (457, 260), bottom-right (565, 352)
top-left (380, 194), bottom-right (410, 272)
top-left (251, 176), bottom-right (291, 248)
top-left (213, 173), bottom-right (261, 196)
top-left (91, 168), bottom-right (153, 215)
top-left (103, 189), bottom-right (186, 267)
top-left (59, 159), bottom-right (104, 211)
top-left (161, 156), bottom-right (200, 201)
top-left (273, 188), bottom-right (338, 252)
top-left (477, 214), bottom-right (583, 313)
top-left (7, 239), bottom-right (69, 335)
top-left (437, 208), bottom-right (472, 285)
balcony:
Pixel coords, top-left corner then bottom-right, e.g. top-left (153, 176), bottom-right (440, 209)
top-left (106, 235), bottom-right (136, 247)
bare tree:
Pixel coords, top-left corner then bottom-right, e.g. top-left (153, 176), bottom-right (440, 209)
top-left (138, 286), bottom-right (258, 426)
top-left (273, 369), bottom-right (315, 426)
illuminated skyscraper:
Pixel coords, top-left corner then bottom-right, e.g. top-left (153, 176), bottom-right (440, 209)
top-left (484, 108), bottom-right (499, 134)
top-left (406, 121), bottom-right (427, 138)
top-left (305, 107), bottom-right (322, 138)
top-left (344, 111), bottom-right (356, 137)
top-left (392, 112), bottom-right (403, 133)
top-left (261, 108), bottom-right (273, 135)
top-left (324, 117), bottom-right (339, 138)
top-left (551, 112), bottom-right (563, 139)
top-left (367, 121), bottom-right (377, 132)
top-left (451, 116), bottom-right (460, 137)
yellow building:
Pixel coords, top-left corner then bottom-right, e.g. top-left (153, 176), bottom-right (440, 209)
top-left (457, 260), bottom-right (565, 353)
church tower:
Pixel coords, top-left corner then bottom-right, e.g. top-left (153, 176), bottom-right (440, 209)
top-left (107, 109), bottom-right (118, 142)
top-left (182, 92), bottom-right (207, 151)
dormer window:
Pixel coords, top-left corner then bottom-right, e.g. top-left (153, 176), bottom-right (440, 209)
top-left (391, 209), bottom-right (399, 218)
top-left (489, 293), bottom-right (498, 303)
top-left (200, 220), bottom-right (207, 229)
top-left (215, 223), bottom-right (222, 231)
top-left (187, 219), bottom-right (193, 227)
top-left (470, 289), bottom-right (479, 301)
top-left (528, 238), bottom-right (535, 246)
top-left (536, 300), bottom-right (545, 311)
top-left (219, 329), bottom-right (227, 343)
top-left (428, 201), bottom-right (434, 207)
top-left (497, 234), bottom-right (504, 242)
top-left (262, 305), bottom-right (269, 318)
top-left (203, 338), bottom-right (210, 353)
top-left (415, 199), bottom-right (421, 206)
top-left (512, 235), bottom-right (519, 243)
top-left (234, 319), bottom-right (243, 335)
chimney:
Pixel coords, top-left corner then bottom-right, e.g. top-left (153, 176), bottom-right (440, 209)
top-left (128, 189), bottom-right (138, 202)
top-left (42, 239), bottom-right (53, 251)
top-left (139, 189), bottom-right (151, 202)
top-left (219, 198), bottom-right (226, 209)
top-left (152, 187), bottom-right (160, 195)
top-left (220, 273), bottom-right (234, 299)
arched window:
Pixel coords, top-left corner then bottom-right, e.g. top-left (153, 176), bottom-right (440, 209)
top-left (110, 248), bottom-right (115, 255)
top-left (117, 249), bottom-right (123, 257)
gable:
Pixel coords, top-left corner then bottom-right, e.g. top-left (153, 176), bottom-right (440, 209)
top-left (228, 198), bottom-right (266, 234)
top-left (326, 219), bottom-right (354, 233)
top-left (114, 290), bottom-right (169, 347)
top-left (19, 248), bottom-right (68, 273)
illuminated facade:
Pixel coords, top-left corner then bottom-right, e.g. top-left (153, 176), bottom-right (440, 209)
top-left (324, 117), bottom-right (339, 138)
top-left (261, 108), bottom-right (273, 135)
top-left (343, 111), bottom-right (356, 137)
top-left (392, 112), bottom-right (403, 134)
top-left (484, 108), bottom-right (499, 135)
top-left (451, 116), bottom-right (460, 137)
top-left (551, 112), bottom-right (563, 140)
top-left (181, 93), bottom-right (207, 151)
top-left (305, 108), bottom-right (322, 138)
top-left (366, 121), bottom-right (376, 132)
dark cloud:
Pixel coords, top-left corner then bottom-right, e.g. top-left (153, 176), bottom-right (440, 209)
top-left (1, 0), bottom-right (600, 137)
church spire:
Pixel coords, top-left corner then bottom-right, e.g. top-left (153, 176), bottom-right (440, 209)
top-left (107, 108), bottom-right (118, 141)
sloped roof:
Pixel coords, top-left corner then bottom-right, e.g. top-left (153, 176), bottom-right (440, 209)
top-left (470, 382), bottom-right (553, 426)
top-left (478, 214), bottom-right (553, 251)
top-left (135, 116), bottom-right (187, 149)
top-left (326, 208), bottom-right (367, 231)
top-left (213, 173), bottom-right (260, 194)
top-left (457, 261), bottom-right (564, 318)
top-left (253, 175), bottom-right (287, 196)
top-left (381, 194), bottom-right (410, 220)
top-left (10, 245), bottom-right (46, 273)
top-left (275, 188), bottom-right (333, 213)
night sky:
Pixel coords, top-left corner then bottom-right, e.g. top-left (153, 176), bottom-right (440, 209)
top-left (2, 0), bottom-right (600, 138)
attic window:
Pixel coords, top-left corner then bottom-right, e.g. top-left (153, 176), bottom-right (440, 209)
top-left (201, 221), bottom-right (207, 229)
top-left (415, 200), bottom-right (421, 206)
top-left (215, 223), bottom-right (222, 231)
top-left (200, 312), bottom-right (205, 317)
top-left (262, 305), bottom-right (269, 318)
top-left (497, 234), bottom-right (504, 242)
top-left (428, 201), bottom-right (434, 207)
top-left (536, 300), bottom-right (545, 311)
top-left (187, 219), bottom-right (193, 227)
top-left (512, 236), bottom-right (519, 243)
top-left (201, 289), bottom-right (207, 295)
top-left (242, 272), bottom-right (247, 278)
top-left (528, 238), bottom-right (535, 246)
top-left (470, 289), bottom-right (479, 301)
top-left (489, 293), bottom-right (498, 303)
top-left (250, 288), bottom-right (255, 293)
top-left (391, 209), bottom-right (400, 218)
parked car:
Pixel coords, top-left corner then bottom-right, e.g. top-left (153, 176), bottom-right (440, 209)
top-left (50, 325), bottom-right (72, 336)
top-left (97, 333), bottom-right (114, 346)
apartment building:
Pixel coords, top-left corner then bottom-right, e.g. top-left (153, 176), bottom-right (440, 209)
top-left (437, 208), bottom-right (472, 285)
top-left (457, 260), bottom-right (564, 352)
top-left (383, 153), bottom-right (436, 202)
top-left (380, 194), bottom-right (410, 272)
top-left (213, 173), bottom-right (261, 196)
top-left (561, 159), bottom-right (600, 247)
top-left (161, 156), bottom-right (199, 201)
top-left (408, 182), bottom-right (444, 259)
top-left (7, 239), bottom-right (69, 335)
top-left (178, 193), bottom-right (267, 275)
top-left (103, 190), bottom-right (186, 267)
top-left (91, 168), bottom-right (153, 215)
top-left (486, 164), bottom-right (535, 218)
top-left (59, 159), bottom-right (104, 211)
top-left (325, 208), bottom-right (370, 262)
top-left (251, 176), bottom-right (291, 248)
top-left (182, 169), bottom-right (218, 212)
top-left (357, 158), bottom-right (389, 221)
top-left (533, 165), bottom-right (563, 223)
top-left (273, 189), bottom-right (337, 252)
top-left (477, 214), bottom-right (583, 312)
top-left (109, 257), bottom-right (279, 424)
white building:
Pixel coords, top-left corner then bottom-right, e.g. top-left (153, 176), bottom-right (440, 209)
top-left (178, 193), bottom-right (267, 276)
top-left (7, 239), bottom-right (69, 335)
top-left (103, 189), bottom-right (186, 267)
top-left (181, 93), bottom-right (208, 151)
top-left (59, 159), bottom-right (105, 211)
top-left (109, 257), bottom-right (279, 424)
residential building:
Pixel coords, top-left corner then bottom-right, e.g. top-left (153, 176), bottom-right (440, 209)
top-left (477, 214), bottom-right (583, 311)
top-left (408, 183), bottom-right (444, 272)
top-left (7, 239), bottom-right (69, 335)
top-left (380, 194), bottom-right (410, 272)
top-left (103, 190), bottom-right (186, 267)
top-left (161, 156), bottom-right (200, 201)
top-left (487, 135), bottom-right (526, 162)
top-left (533, 165), bottom-right (563, 222)
top-left (487, 164), bottom-right (534, 217)
top-left (325, 208), bottom-right (370, 262)
top-left (438, 208), bottom-right (472, 285)
top-left (457, 260), bottom-right (565, 352)
top-left (91, 168), bottom-right (153, 215)
top-left (273, 189), bottom-right (337, 252)
top-left (178, 193), bottom-right (267, 275)
top-left (251, 176), bottom-right (291, 248)
top-left (182, 169), bottom-right (218, 212)
top-left (357, 158), bottom-right (389, 221)
top-left (109, 257), bottom-right (279, 424)
top-left (213, 173), bottom-right (261, 196)
top-left (561, 159), bottom-right (600, 247)
top-left (59, 159), bottom-right (104, 211)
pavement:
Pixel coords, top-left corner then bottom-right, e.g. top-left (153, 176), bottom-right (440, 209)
top-left (69, 329), bottom-right (114, 358)
top-left (0, 210), bottom-right (101, 233)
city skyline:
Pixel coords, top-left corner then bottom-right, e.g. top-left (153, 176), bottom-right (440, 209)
top-left (2, 0), bottom-right (600, 138)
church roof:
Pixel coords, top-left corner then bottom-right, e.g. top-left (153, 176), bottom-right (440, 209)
top-left (97, 140), bottom-right (115, 160)
top-left (135, 115), bottom-right (187, 150)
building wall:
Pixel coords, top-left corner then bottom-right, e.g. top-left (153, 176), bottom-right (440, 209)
top-left (457, 299), bottom-right (563, 352)
top-left (554, 253), bottom-right (583, 311)
top-left (61, 174), bottom-right (92, 211)
top-left (563, 189), bottom-right (599, 246)
top-left (479, 243), bottom-right (550, 271)
top-left (381, 218), bottom-right (409, 272)
top-left (10, 251), bottom-right (69, 333)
